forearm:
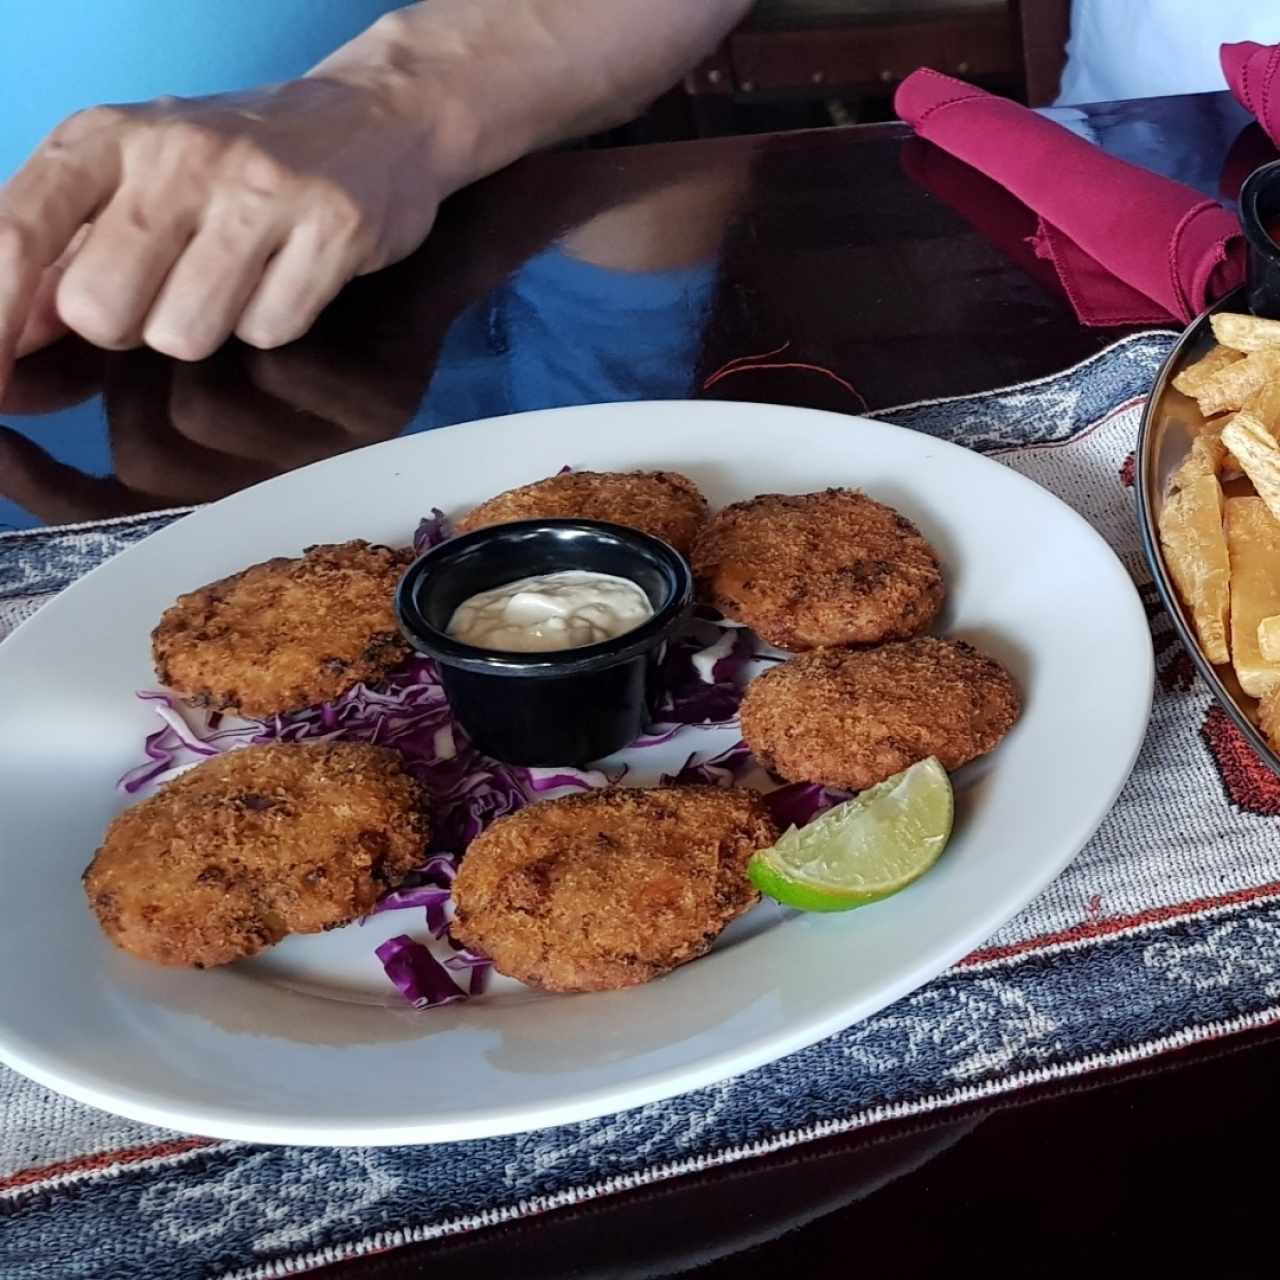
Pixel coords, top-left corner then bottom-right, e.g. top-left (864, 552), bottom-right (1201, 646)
top-left (310, 0), bottom-right (753, 196)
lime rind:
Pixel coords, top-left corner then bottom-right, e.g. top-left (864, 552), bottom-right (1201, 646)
top-left (749, 758), bottom-right (954, 912)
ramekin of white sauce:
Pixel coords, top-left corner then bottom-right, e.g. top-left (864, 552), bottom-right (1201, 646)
top-left (394, 518), bottom-right (693, 766)
top-left (446, 570), bottom-right (654, 653)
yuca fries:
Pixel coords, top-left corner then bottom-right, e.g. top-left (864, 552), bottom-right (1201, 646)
top-left (1170, 419), bottom-right (1231, 489)
top-left (1172, 342), bottom-right (1242, 397)
top-left (1192, 348), bottom-right (1280, 416)
top-left (1159, 473), bottom-right (1230, 665)
top-left (1260, 615), bottom-right (1280, 664)
top-left (1222, 407), bottom-right (1280, 523)
top-left (1225, 497), bottom-right (1280, 699)
top-left (1210, 311), bottom-right (1280, 352)
top-left (1160, 315), bottom-right (1280, 751)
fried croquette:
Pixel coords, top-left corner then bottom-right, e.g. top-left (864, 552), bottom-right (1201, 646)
top-left (691, 489), bottom-right (944, 650)
top-left (153, 540), bottom-right (413, 718)
top-left (741, 637), bottom-right (1020, 792)
top-left (451, 785), bottom-right (778, 992)
top-left (84, 742), bottom-right (429, 969)
top-left (456, 469), bottom-right (709, 554)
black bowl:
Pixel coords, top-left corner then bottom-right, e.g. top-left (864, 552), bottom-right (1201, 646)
top-left (395, 519), bottom-right (694, 766)
top-left (1240, 159), bottom-right (1280, 318)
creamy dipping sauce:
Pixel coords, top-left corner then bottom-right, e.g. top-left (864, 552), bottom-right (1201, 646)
top-left (446, 570), bottom-right (654, 653)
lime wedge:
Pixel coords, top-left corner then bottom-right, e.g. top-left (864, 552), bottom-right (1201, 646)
top-left (750, 758), bottom-right (954, 912)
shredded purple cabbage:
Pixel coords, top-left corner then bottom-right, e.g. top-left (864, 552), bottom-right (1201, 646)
top-left (370, 884), bottom-right (451, 916)
top-left (412, 509), bottom-right (452, 555)
top-left (118, 693), bottom-right (265, 794)
top-left (764, 781), bottom-right (852, 830)
top-left (662, 740), bottom-right (755, 787)
top-left (692, 604), bottom-right (747, 628)
top-left (630, 723), bottom-right (686, 748)
top-left (375, 935), bottom-right (469, 1009)
top-left (369, 856), bottom-right (457, 940)
top-left (653, 626), bottom-right (754, 728)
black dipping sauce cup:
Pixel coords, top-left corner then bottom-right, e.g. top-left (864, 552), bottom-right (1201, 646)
top-left (1240, 159), bottom-right (1280, 318)
top-left (395, 519), bottom-right (694, 767)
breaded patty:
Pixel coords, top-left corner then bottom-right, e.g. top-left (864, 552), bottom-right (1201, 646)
top-left (691, 489), bottom-right (944, 650)
top-left (456, 470), bottom-right (709, 554)
top-left (451, 785), bottom-right (777, 992)
top-left (153, 540), bottom-right (413, 718)
top-left (741, 637), bottom-right (1020, 792)
top-left (84, 742), bottom-right (429, 969)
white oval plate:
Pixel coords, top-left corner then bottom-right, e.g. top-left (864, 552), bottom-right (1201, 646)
top-left (0, 401), bottom-right (1152, 1145)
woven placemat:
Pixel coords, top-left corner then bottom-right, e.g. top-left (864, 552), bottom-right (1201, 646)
top-left (5, 332), bottom-right (1280, 1280)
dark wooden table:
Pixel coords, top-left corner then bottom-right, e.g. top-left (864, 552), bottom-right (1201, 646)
top-left (5, 89), bottom-right (1280, 1277)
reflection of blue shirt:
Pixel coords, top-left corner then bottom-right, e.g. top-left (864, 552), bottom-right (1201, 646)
top-left (417, 246), bottom-right (717, 428)
top-left (1039, 95), bottom-right (1254, 202)
top-left (0, 247), bottom-right (718, 531)
top-left (0, 1), bottom-right (399, 179)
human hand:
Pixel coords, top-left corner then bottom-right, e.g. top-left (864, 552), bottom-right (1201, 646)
top-left (0, 76), bottom-right (448, 392)
top-left (0, 323), bottom-right (430, 525)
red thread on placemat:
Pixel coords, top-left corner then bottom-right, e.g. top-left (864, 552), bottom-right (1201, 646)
top-left (702, 341), bottom-right (869, 410)
top-left (962, 877), bottom-right (1280, 967)
top-left (0, 1136), bottom-right (216, 1193)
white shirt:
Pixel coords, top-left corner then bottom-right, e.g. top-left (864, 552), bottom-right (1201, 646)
top-left (1058, 0), bottom-right (1280, 105)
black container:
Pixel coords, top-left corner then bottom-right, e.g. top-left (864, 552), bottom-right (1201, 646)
top-left (1240, 159), bottom-right (1280, 318)
top-left (396, 520), bottom-right (694, 766)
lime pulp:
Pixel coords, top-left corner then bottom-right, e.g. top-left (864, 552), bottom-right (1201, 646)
top-left (749, 757), bottom-right (954, 912)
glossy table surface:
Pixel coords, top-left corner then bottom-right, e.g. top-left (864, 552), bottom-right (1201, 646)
top-left (2, 89), bottom-right (1266, 533)
top-left (5, 88), bottom-right (1280, 1276)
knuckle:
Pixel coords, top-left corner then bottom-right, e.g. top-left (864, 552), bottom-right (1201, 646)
top-left (233, 147), bottom-right (292, 199)
top-left (145, 322), bottom-right (219, 363)
top-left (367, 8), bottom-right (416, 49)
top-left (236, 313), bottom-right (299, 351)
top-left (50, 104), bottom-right (129, 145)
top-left (57, 287), bottom-right (135, 349)
top-left (306, 185), bottom-right (367, 244)
top-left (162, 121), bottom-right (223, 164)
top-left (206, 219), bottom-right (253, 258)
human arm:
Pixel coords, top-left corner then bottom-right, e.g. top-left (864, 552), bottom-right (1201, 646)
top-left (0, 0), bottom-right (752, 387)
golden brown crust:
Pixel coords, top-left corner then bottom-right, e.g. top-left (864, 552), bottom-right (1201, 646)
top-left (690, 490), bottom-right (944, 650)
top-left (450, 785), bottom-right (777, 992)
top-left (455, 470), bottom-right (709, 554)
top-left (152, 541), bottom-right (413, 718)
top-left (740, 637), bottom-right (1020, 792)
top-left (84, 742), bottom-right (429, 969)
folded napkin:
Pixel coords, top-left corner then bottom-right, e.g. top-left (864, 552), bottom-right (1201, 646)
top-left (894, 69), bottom-right (1244, 326)
top-left (1220, 121), bottom-right (1277, 203)
top-left (1223, 41), bottom-right (1280, 147)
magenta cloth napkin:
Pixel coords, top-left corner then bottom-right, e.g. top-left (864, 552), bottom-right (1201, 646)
top-left (894, 68), bottom-right (1244, 326)
top-left (1223, 40), bottom-right (1280, 146)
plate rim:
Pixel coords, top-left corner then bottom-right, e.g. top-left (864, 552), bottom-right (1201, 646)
top-left (0, 399), bottom-right (1155, 1144)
